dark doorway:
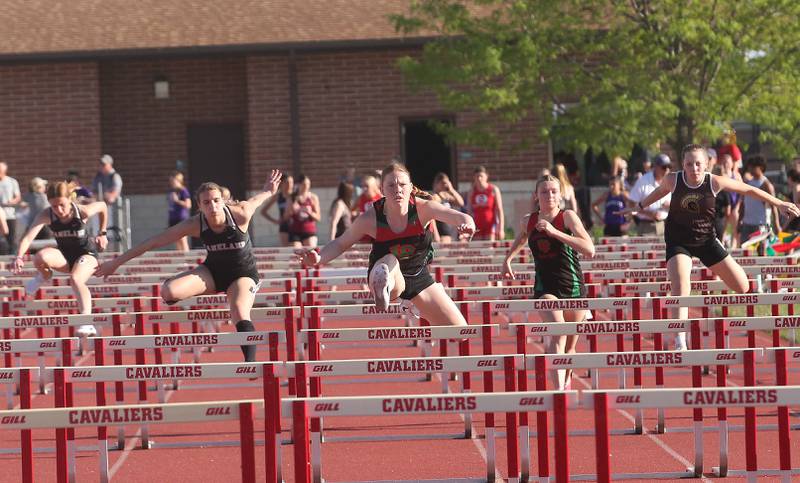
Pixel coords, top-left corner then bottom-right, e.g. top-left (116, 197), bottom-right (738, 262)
top-left (186, 123), bottom-right (246, 201)
top-left (186, 123), bottom-right (246, 247)
top-left (401, 118), bottom-right (454, 190)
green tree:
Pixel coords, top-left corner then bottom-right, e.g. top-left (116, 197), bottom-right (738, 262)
top-left (392, 0), bottom-right (800, 158)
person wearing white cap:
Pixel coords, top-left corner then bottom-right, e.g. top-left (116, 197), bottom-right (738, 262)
top-left (628, 153), bottom-right (672, 235)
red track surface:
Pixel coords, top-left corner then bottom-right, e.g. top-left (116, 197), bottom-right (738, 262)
top-left (1, 304), bottom-right (796, 482)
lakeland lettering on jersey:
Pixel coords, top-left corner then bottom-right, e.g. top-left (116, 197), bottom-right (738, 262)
top-left (382, 396), bottom-right (477, 413)
top-left (187, 311), bottom-right (230, 321)
top-left (606, 352), bottom-right (683, 366)
top-left (53, 230), bottom-right (85, 238)
top-left (68, 407), bottom-right (164, 425)
top-left (154, 335), bottom-right (219, 346)
top-left (702, 295), bottom-right (758, 305)
top-left (683, 389), bottom-right (778, 405)
top-left (206, 241), bottom-right (247, 252)
top-left (125, 366), bottom-right (202, 379)
top-left (577, 322), bottom-right (640, 333)
top-left (367, 328), bottom-right (432, 339)
top-left (14, 316), bottom-right (69, 327)
top-left (775, 317), bottom-right (800, 328)
top-left (361, 305), bottom-right (403, 315)
top-left (533, 299), bottom-right (589, 310)
top-left (367, 359), bottom-right (443, 373)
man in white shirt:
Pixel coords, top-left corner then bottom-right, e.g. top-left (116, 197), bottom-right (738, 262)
top-left (628, 154), bottom-right (672, 235)
top-left (0, 162), bottom-right (21, 254)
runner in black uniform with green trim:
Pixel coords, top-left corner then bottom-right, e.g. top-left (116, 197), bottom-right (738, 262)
top-left (97, 170), bottom-right (283, 362)
top-left (300, 163), bottom-right (476, 327)
top-left (502, 175), bottom-right (595, 390)
top-left (14, 181), bottom-right (108, 337)
top-left (625, 144), bottom-right (799, 350)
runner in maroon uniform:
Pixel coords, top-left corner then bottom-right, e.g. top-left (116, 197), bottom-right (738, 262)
top-left (299, 163), bottom-right (475, 326)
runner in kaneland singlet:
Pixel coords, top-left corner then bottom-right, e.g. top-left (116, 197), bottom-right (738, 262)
top-left (14, 181), bottom-right (108, 337)
top-left (299, 163), bottom-right (476, 328)
top-left (624, 145), bottom-right (799, 351)
top-left (502, 174), bottom-right (595, 390)
top-left (97, 170), bottom-right (283, 362)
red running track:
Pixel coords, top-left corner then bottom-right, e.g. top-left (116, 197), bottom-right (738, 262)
top-left (1, 306), bottom-right (795, 482)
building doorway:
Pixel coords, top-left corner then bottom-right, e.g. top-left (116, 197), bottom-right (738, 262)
top-left (401, 118), bottom-right (455, 190)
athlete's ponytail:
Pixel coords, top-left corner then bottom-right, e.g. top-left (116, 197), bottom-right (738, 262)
top-left (410, 185), bottom-right (433, 200)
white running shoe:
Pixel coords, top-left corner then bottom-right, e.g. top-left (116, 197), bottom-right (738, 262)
top-left (674, 332), bottom-right (688, 351)
top-left (400, 299), bottom-right (420, 319)
top-left (24, 273), bottom-right (46, 296)
top-left (371, 263), bottom-right (393, 310)
top-left (76, 325), bottom-right (98, 337)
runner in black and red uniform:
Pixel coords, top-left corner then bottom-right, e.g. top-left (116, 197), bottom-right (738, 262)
top-left (502, 174), bottom-right (595, 390)
top-left (96, 170), bottom-right (283, 362)
top-left (299, 163), bottom-right (476, 326)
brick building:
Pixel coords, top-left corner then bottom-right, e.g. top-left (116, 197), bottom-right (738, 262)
top-left (0, 0), bottom-right (547, 245)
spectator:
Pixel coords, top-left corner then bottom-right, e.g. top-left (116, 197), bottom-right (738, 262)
top-left (712, 164), bottom-right (732, 244)
top-left (0, 162), bottom-right (22, 254)
top-left (554, 163), bottom-right (580, 215)
top-left (355, 174), bottom-right (382, 216)
top-left (720, 153), bottom-right (743, 247)
top-left (283, 174), bottom-right (320, 248)
top-left (628, 153), bottom-right (672, 235)
top-left (740, 156), bottom-right (780, 252)
top-left (260, 174), bottom-right (294, 246)
top-left (22, 177), bottom-right (52, 239)
top-left (66, 170), bottom-right (93, 202)
top-left (431, 172), bottom-right (464, 243)
top-left (92, 155), bottom-right (123, 205)
top-left (91, 155), bottom-right (123, 238)
top-left (707, 148), bottom-right (718, 174)
top-left (718, 130), bottom-right (744, 180)
top-left (329, 182), bottom-right (354, 241)
top-left (467, 165), bottom-right (505, 240)
top-left (167, 172), bottom-right (192, 251)
top-left (592, 176), bottom-right (630, 237)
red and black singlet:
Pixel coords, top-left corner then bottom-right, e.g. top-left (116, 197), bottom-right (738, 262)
top-left (368, 197), bottom-right (434, 276)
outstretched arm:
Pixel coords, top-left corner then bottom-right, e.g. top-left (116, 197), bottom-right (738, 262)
top-left (12, 211), bottom-right (49, 273)
top-left (228, 170), bottom-right (283, 222)
top-left (715, 174), bottom-right (800, 220)
top-left (298, 208), bottom-right (373, 267)
top-left (417, 198), bottom-right (476, 239)
top-left (501, 215), bottom-right (531, 280)
top-left (79, 201), bottom-right (109, 251)
top-left (95, 218), bottom-right (199, 276)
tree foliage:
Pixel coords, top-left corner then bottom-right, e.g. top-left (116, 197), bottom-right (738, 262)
top-left (391, 0), bottom-right (800, 158)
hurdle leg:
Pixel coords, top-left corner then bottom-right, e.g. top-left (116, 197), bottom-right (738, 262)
top-left (20, 369), bottom-right (33, 483)
top-left (239, 402), bottom-right (256, 483)
top-left (293, 401), bottom-right (312, 483)
top-left (505, 357), bottom-right (519, 483)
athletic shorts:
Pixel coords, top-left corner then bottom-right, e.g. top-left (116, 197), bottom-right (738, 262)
top-left (666, 237), bottom-right (728, 268)
top-left (399, 267), bottom-right (436, 300)
top-left (63, 249), bottom-right (98, 270)
top-left (288, 231), bottom-right (316, 243)
top-left (533, 283), bottom-right (587, 300)
top-left (202, 262), bottom-right (260, 293)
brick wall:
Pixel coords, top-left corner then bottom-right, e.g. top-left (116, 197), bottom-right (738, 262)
top-left (99, 57), bottom-right (248, 195)
top-left (245, 49), bottom-right (549, 189)
top-left (0, 62), bottom-right (101, 190)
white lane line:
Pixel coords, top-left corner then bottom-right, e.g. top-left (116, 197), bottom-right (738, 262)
top-left (107, 388), bottom-right (175, 479)
top-left (531, 340), bottom-right (713, 482)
